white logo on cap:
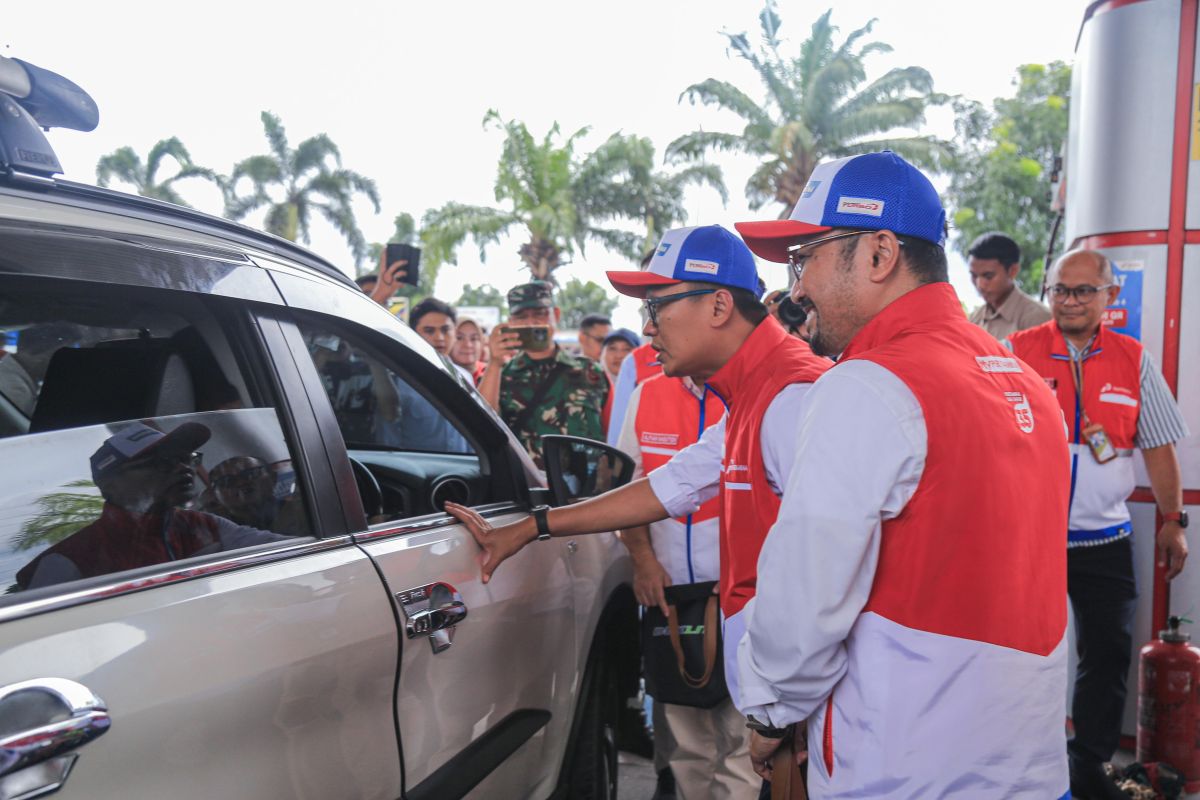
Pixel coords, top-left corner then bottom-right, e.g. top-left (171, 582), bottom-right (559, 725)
top-left (683, 259), bottom-right (719, 275)
top-left (837, 196), bottom-right (885, 217)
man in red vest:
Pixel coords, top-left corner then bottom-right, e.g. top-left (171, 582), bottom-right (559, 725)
top-left (1008, 249), bottom-right (1189, 800)
top-left (444, 225), bottom-right (830, 727)
top-left (729, 150), bottom-right (1072, 798)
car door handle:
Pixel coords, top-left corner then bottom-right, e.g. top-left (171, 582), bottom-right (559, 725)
top-left (0, 677), bottom-right (111, 790)
top-left (397, 582), bottom-right (468, 653)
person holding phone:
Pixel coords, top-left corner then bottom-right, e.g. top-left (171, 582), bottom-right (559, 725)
top-left (358, 245), bottom-right (419, 307)
top-left (478, 280), bottom-right (610, 467)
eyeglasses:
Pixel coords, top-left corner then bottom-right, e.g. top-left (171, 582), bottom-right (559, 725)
top-left (782, 230), bottom-right (902, 283)
top-left (1049, 284), bottom-right (1115, 303)
top-left (643, 288), bottom-right (717, 326)
top-left (212, 465), bottom-right (271, 491)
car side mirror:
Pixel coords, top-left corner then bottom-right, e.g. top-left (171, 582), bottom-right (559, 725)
top-left (540, 435), bottom-right (635, 506)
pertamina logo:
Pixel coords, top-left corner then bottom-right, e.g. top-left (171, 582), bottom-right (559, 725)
top-left (641, 431), bottom-right (679, 446)
top-left (1004, 391), bottom-right (1035, 434)
top-left (837, 196), bottom-right (885, 217)
top-left (975, 355), bottom-right (1023, 374)
top-left (656, 242), bottom-right (672, 257)
top-left (683, 258), bottom-right (719, 275)
top-left (801, 180), bottom-right (821, 199)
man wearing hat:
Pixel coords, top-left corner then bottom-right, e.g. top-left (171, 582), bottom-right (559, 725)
top-left (599, 327), bottom-right (639, 384)
top-left (478, 280), bottom-right (610, 466)
top-left (18, 421), bottom-right (289, 589)
top-left (727, 151), bottom-right (1071, 797)
top-left (446, 226), bottom-right (829, 755)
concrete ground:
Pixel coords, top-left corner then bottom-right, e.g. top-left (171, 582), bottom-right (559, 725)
top-left (617, 751), bottom-right (658, 800)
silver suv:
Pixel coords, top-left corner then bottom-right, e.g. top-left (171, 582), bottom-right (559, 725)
top-left (0, 57), bottom-right (638, 800)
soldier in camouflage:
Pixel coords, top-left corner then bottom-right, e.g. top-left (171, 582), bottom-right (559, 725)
top-left (478, 281), bottom-right (610, 466)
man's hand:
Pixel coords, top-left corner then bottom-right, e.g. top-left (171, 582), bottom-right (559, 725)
top-left (631, 552), bottom-right (672, 617)
top-left (488, 324), bottom-right (521, 364)
top-left (1157, 520), bottom-right (1189, 580)
top-left (749, 730), bottom-right (785, 782)
top-left (369, 251), bottom-right (408, 306)
top-left (445, 501), bottom-right (537, 583)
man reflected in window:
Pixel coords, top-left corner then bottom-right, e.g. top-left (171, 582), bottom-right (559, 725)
top-left (17, 422), bottom-right (291, 590)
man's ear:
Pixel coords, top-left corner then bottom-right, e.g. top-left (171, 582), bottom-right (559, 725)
top-left (1105, 282), bottom-right (1121, 306)
top-left (1006, 262), bottom-right (1021, 280)
top-left (711, 288), bottom-right (735, 326)
top-left (865, 231), bottom-right (903, 285)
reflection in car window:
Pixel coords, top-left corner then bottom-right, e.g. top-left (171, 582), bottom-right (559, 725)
top-left (299, 323), bottom-right (473, 455)
top-left (0, 282), bottom-right (310, 597)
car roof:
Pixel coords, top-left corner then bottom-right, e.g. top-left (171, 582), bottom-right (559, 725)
top-left (0, 176), bottom-right (358, 291)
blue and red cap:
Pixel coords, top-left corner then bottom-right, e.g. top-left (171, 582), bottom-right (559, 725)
top-left (606, 224), bottom-right (760, 299)
top-left (735, 151), bottom-right (947, 263)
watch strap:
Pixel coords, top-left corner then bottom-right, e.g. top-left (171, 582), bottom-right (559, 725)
top-left (1162, 509), bottom-right (1189, 528)
top-left (532, 505), bottom-right (552, 540)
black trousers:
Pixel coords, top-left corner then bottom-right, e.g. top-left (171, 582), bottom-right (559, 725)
top-left (1067, 537), bottom-right (1137, 767)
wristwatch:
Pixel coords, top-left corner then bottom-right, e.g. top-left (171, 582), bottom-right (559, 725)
top-left (531, 505), bottom-right (553, 541)
top-left (745, 714), bottom-right (789, 739)
top-left (1162, 509), bottom-right (1189, 529)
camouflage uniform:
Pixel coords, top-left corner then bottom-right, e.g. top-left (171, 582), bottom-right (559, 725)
top-left (500, 281), bottom-right (610, 464)
top-left (500, 347), bottom-right (609, 463)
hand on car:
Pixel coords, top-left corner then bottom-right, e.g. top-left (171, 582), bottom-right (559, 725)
top-left (631, 553), bottom-right (672, 617)
top-left (369, 251), bottom-right (408, 306)
top-left (444, 501), bottom-right (536, 583)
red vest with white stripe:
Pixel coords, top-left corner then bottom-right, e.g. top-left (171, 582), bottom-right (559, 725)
top-left (844, 283), bottom-right (1069, 655)
top-left (631, 341), bottom-right (663, 385)
top-left (705, 317), bottom-right (830, 617)
top-left (635, 374), bottom-right (725, 525)
top-left (803, 283), bottom-right (1071, 798)
top-left (1009, 320), bottom-right (1142, 541)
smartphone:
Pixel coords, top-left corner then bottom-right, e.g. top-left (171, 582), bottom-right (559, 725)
top-left (502, 325), bottom-right (552, 351)
top-left (385, 243), bottom-right (421, 287)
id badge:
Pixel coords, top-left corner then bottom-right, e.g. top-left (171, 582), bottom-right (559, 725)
top-left (1083, 423), bottom-right (1118, 464)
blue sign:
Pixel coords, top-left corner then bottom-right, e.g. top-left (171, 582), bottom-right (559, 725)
top-left (1104, 260), bottom-right (1143, 340)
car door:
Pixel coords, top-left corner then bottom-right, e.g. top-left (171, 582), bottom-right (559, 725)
top-left (0, 241), bottom-right (402, 800)
top-left (268, 291), bottom-right (579, 800)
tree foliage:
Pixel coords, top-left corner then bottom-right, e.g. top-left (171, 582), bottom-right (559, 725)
top-left (946, 62), bottom-right (1071, 295)
top-left (15, 480), bottom-right (103, 553)
top-left (95, 137), bottom-right (220, 207)
top-left (668, 3), bottom-right (951, 216)
top-left (226, 112), bottom-right (381, 268)
top-left (363, 213), bottom-right (442, 301)
top-left (456, 283), bottom-right (507, 312)
top-left (555, 278), bottom-right (618, 329)
top-left (422, 111), bottom-right (699, 282)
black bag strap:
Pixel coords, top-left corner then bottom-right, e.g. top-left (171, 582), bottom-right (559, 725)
top-left (509, 361), bottom-right (569, 434)
top-left (666, 594), bottom-right (720, 688)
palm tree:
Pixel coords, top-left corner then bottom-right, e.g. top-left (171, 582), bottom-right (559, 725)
top-left (15, 480), bottom-right (103, 552)
top-left (422, 111), bottom-right (670, 282)
top-left (226, 112), bottom-right (380, 266)
top-left (667, 3), bottom-right (951, 216)
top-left (95, 137), bottom-right (220, 207)
top-left (576, 133), bottom-right (727, 258)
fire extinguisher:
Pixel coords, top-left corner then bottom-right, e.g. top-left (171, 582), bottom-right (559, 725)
top-left (1137, 615), bottom-right (1200, 794)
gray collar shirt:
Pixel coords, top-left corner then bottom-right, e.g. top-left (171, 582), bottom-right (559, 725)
top-left (968, 287), bottom-right (1052, 340)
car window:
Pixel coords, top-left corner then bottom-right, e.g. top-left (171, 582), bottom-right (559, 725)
top-left (296, 320), bottom-right (474, 456)
top-left (0, 279), bottom-right (310, 598)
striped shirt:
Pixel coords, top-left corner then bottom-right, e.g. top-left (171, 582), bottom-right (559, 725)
top-left (1062, 338), bottom-right (1190, 449)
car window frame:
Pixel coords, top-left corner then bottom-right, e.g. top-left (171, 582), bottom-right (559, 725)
top-left (272, 310), bottom-right (531, 537)
top-left (0, 285), bottom-right (350, 624)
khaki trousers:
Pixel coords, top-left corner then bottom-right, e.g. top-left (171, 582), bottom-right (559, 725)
top-left (657, 698), bottom-right (760, 800)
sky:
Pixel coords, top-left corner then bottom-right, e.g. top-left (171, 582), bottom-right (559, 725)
top-left (8, 0), bottom-right (1092, 330)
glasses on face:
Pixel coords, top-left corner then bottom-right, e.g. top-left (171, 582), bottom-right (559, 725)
top-left (786, 230), bottom-right (909, 282)
top-left (126, 451), bottom-right (203, 472)
top-left (1049, 284), bottom-right (1115, 303)
top-left (213, 465), bottom-right (271, 492)
top-left (643, 288), bottom-right (717, 326)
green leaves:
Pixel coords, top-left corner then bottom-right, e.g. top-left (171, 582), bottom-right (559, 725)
top-left (946, 61), bottom-right (1071, 295)
top-left (555, 278), bottom-right (619, 329)
top-left (95, 136), bottom-right (221, 208)
top-left (670, 4), bottom-right (950, 215)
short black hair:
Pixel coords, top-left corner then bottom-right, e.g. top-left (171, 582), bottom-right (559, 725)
top-left (967, 232), bottom-right (1021, 267)
top-left (902, 238), bottom-right (949, 285)
top-left (354, 274), bottom-right (376, 290)
top-left (579, 314), bottom-right (611, 331)
top-left (729, 287), bottom-right (769, 325)
top-left (410, 297), bottom-right (456, 329)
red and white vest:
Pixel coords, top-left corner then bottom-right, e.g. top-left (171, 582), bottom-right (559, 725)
top-left (705, 317), bottom-right (830, 619)
top-left (630, 341), bottom-right (663, 386)
top-left (1009, 320), bottom-right (1142, 545)
top-left (635, 374), bottom-right (725, 584)
top-left (805, 283), bottom-right (1071, 799)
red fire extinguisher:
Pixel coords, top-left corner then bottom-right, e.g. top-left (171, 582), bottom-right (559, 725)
top-left (1137, 615), bottom-right (1200, 794)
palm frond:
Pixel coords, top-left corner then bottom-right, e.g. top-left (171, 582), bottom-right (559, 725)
top-left (665, 131), bottom-right (752, 164)
top-left (678, 79), bottom-right (774, 132)
top-left (421, 202), bottom-right (519, 265)
top-left (95, 147), bottom-right (144, 190)
top-left (293, 133), bottom-right (342, 175)
top-left (259, 111), bottom-right (291, 167)
top-left (145, 137), bottom-right (193, 185)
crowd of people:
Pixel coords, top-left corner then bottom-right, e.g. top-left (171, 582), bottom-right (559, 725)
top-left (394, 151), bottom-right (1189, 800)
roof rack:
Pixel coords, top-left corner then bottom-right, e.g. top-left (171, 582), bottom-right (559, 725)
top-left (0, 56), bottom-right (99, 185)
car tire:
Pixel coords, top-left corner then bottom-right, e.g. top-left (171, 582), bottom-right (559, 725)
top-left (568, 660), bottom-right (620, 800)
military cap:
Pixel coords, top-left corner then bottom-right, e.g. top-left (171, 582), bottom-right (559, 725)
top-left (507, 281), bottom-right (555, 311)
